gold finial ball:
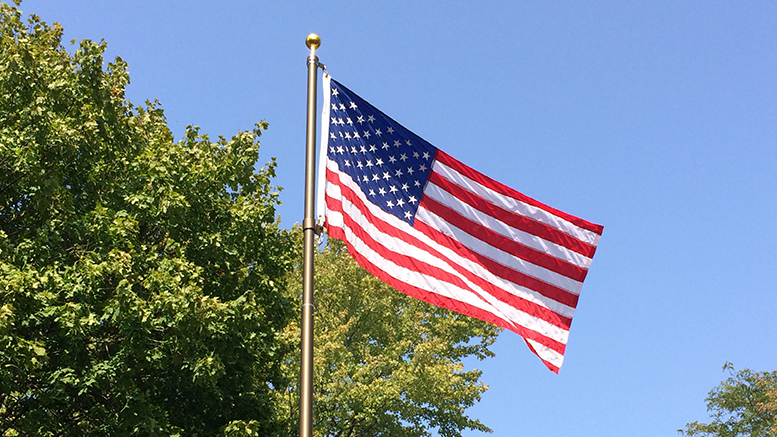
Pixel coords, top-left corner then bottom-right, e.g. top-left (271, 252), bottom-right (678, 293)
top-left (305, 33), bottom-right (321, 50)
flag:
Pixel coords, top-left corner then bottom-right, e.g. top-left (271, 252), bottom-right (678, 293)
top-left (316, 75), bottom-right (603, 373)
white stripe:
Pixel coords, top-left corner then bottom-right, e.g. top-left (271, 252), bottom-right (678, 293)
top-left (326, 199), bottom-right (571, 347)
top-left (526, 338), bottom-right (565, 369)
top-left (433, 160), bottom-right (601, 246)
top-left (413, 209), bottom-right (578, 317)
top-left (424, 180), bottom-right (593, 269)
top-left (325, 164), bottom-right (571, 345)
top-left (315, 74), bottom-right (332, 224)
top-left (416, 205), bottom-right (584, 296)
top-left (329, 210), bottom-right (496, 314)
top-left (326, 159), bottom-right (577, 317)
top-left (330, 208), bottom-right (569, 344)
top-left (330, 199), bottom-right (568, 367)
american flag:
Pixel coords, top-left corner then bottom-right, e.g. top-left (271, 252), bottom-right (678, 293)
top-left (317, 76), bottom-right (603, 373)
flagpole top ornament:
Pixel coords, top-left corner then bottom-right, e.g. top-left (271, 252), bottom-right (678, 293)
top-left (306, 33), bottom-right (321, 50)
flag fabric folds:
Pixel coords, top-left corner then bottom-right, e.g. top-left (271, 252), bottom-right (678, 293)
top-left (317, 75), bottom-right (603, 373)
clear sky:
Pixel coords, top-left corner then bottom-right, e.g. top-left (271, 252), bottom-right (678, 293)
top-left (19, 1), bottom-right (777, 435)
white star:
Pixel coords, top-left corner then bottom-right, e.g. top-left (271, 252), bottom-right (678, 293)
top-left (400, 153), bottom-right (408, 162)
top-left (408, 195), bottom-right (417, 204)
top-left (419, 164), bottom-right (427, 171)
top-left (382, 142), bottom-right (390, 150)
top-left (368, 115), bottom-right (376, 122)
top-left (369, 189), bottom-right (376, 196)
top-left (331, 117), bottom-right (337, 125)
top-left (369, 144), bottom-right (377, 152)
top-left (338, 118), bottom-right (345, 125)
top-left (338, 131), bottom-right (343, 138)
top-left (387, 126), bottom-right (395, 134)
top-left (389, 185), bottom-right (398, 194)
top-left (404, 211), bottom-right (412, 219)
top-left (375, 158), bottom-right (384, 166)
top-left (423, 152), bottom-right (431, 160)
top-left (413, 151), bottom-right (420, 158)
top-left (330, 133), bottom-right (336, 140)
top-left (350, 101), bottom-right (358, 109)
top-left (405, 140), bottom-right (412, 145)
top-left (329, 146), bottom-right (335, 154)
top-left (357, 115), bottom-right (365, 124)
top-left (353, 131), bottom-right (361, 139)
top-left (375, 129), bottom-right (382, 137)
top-left (372, 174), bottom-right (380, 181)
top-left (414, 180), bottom-right (421, 187)
top-left (339, 103), bottom-right (346, 110)
top-left (378, 187), bottom-right (386, 195)
top-left (382, 172), bottom-right (391, 180)
top-left (394, 169), bottom-right (403, 177)
top-left (332, 88), bottom-right (339, 96)
top-left (386, 200), bottom-right (394, 208)
top-left (362, 175), bottom-right (369, 182)
top-left (401, 183), bottom-right (409, 191)
top-left (337, 146), bottom-right (344, 154)
top-left (356, 161), bottom-right (363, 169)
top-left (350, 146), bottom-right (357, 153)
top-left (397, 199), bottom-right (405, 207)
top-left (331, 103), bottom-right (337, 111)
top-left (344, 132), bottom-right (351, 139)
top-left (407, 167), bottom-right (415, 175)
top-left (363, 131), bottom-right (371, 139)
top-left (393, 140), bottom-right (401, 147)
top-left (388, 156), bottom-right (397, 164)
top-left (366, 160), bottom-right (373, 167)
top-left (344, 160), bottom-right (351, 167)
top-left (346, 117), bottom-right (353, 125)
top-left (360, 145), bottom-right (367, 153)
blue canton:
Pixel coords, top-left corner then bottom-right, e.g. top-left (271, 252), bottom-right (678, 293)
top-left (328, 80), bottom-right (438, 225)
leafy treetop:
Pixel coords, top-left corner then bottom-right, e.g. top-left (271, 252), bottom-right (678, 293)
top-left (0, 3), bottom-right (293, 436)
top-left (274, 235), bottom-right (502, 437)
top-left (681, 363), bottom-right (777, 437)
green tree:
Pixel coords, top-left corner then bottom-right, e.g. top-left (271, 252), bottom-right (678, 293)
top-left (275, 235), bottom-right (502, 437)
top-left (680, 363), bottom-right (777, 437)
top-left (0, 3), bottom-right (293, 435)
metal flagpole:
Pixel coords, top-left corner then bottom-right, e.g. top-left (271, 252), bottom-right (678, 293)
top-left (299, 32), bottom-right (321, 437)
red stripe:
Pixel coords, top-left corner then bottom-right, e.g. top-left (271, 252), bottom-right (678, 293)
top-left (326, 211), bottom-right (567, 367)
top-left (435, 150), bottom-right (604, 235)
top-left (329, 192), bottom-right (573, 331)
top-left (326, 168), bottom-right (575, 329)
top-left (522, 341), bottom-right (560, 373)
top-left (326, 169), bottom-right (571, 347)
top-left (326, 167), bottom-right (580, 309)
top-left (421, 189), bottom-right (589, 282)
top-left (325, 165), bottom-right (571, 372)
top-left (414, 203), bottom-right (580, 309)
top-left (428, 170), bottom-right (597, 258)
top-left (328, 223), bottom-right (562, 374)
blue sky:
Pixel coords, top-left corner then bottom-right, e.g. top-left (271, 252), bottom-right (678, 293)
top-left (19, 1), bottom-right (777, 435)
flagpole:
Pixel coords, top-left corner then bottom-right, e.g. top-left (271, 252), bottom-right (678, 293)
top-left (299, 33), bottom-right (320, 437)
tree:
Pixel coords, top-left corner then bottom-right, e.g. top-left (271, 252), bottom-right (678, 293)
top-left (680, 363), bottom-right (777, 437)
top-left (0, 3), bottom-right (293, 435)
top-left (274, 235), bottom-right (502, 437)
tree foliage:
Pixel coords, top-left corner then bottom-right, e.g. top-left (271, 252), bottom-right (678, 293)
top-left (0, 3), bottom-right (293, 435)
top-left (680, 363), bottom-right (777, 437)
top-left (275, 235), bottom-right (502, 437)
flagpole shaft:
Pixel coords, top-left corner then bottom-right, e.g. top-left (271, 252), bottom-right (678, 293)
top-left (300, 34), bottom-right (320, 437)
